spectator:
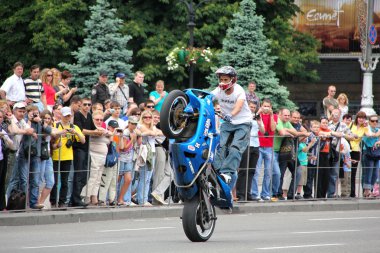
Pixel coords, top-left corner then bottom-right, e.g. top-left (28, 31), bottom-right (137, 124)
top-left (24, 65), bottom-right (47, 112)
top-left (149, 80), bottom-right (168, 112)
top-left (81, 111), bottom-right (110, 206)
top-left (51, 68), bottom-right (61, 87)
top-left (41, 68), bottom-right (58, 111)
top-left (91, 71), bottom-right (110, 105)
top-left (245, 81), bottom-right (260, 106)
top-left (151, 110), bottom-right (171, 205)
top-left (52, 103), bottom-right (63, 122)
top-left (0, 110), bottom-right (15, 210)
top-left (104, 101), bottom-right (126, 130)
top-left (236, 101), bottom-right (264, 201)
top-left (91, 102), bottom-right (104, 113)
top-left (128, 71), bottom-right (146, 106)
top-left (6, 102), bottom-right (35, 204)
top-left (136, 110), bottom-right (160, 206)
top-left (117, 116), bottom-right (139, 206)
top-left (337, 93), bottom-right (349, 120)
top-left (71, 98), bottom-right (99, 207)
top-left (50, 107), bottom-right (85, 208)
top-left (348, 111), bottom-right (380, 197)
top-left (98, 120), bottom-right (123, 206)
top-left (0, 62), bottom-right (27, 106)
top-left (121, 102), bottom-right (138, 122)
top-left (361, 115), bottom-right (380, 198)
top-left (296, 135), bottom-right (316, 199)
top-left (251, 98), bottom-right (278, 201)
top-left (144, 100), bottom-right (155, 112)
top-left (69, 95), bottom-right (82, 116)
top-left (57, 70), bottom-right (77, 107)
top-left (322, 85), bottom-right (338, 119)
top-left (109, 73), bottom-right (129, 113)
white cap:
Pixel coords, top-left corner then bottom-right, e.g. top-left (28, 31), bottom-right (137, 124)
top-left (61, 107), bottom-right (72, 116)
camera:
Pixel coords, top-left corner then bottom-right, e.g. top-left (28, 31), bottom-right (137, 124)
top-left (116, 128), bottom-right (123, 133)
top-left (33, 113), bottom-right (38, 118)
top-left (253, 113), bottom-right (260, 120)
top-left (66, 138), bottom-right (73, 148)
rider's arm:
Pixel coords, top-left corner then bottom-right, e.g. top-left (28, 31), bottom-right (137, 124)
top-left (230, 98), bottom-right (244, 117)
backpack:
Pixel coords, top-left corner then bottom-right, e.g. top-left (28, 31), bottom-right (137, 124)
top-left (105, 142), bottom-right (119, 168)
top-left (6, 189), bottom-right (26, 210)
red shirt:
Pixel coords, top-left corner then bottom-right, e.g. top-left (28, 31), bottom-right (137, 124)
top-left (43, 83), bottom-right (56, 106)
top-left (258, 113), bottom-right (278, 147)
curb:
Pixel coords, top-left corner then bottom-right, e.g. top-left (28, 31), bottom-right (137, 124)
top-left (1, 199), bottom-right (379, 226)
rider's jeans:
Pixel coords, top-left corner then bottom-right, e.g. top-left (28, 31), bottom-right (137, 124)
top-left (251, 147), bottom-right (280, 198)
top-left (214, 122), bottom-right (251, 176)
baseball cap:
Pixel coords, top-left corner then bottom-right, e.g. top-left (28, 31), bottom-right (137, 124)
top-left (99, 70), bottom-right (108, 76)
top-left (61, 107), bottom-right (72, 116)
top-left (13, 102), bottom-right (26, 110)
top-left (108, 120), bottom-right (119, 128)
top-left (128, 116), bottom-right (139, 124)
top-left (116, 72), bottom-right (126, 79)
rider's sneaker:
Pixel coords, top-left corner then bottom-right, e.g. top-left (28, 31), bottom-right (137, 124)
top-left (220, 173), bottom-right (231, 184)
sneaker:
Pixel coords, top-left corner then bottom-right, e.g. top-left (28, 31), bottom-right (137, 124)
top-left (128, 202), bottom-right (137, 207)
top-left (262, 196), bottom-right (271, 201)
top-left (295, 194), bottom-right (303, 200)
top-left (220, 173), bottom-right (231, 184)
top-left (252, 196), bottom-right (262, 201)
top-left (143, 202), bottom-right (153, 207)
top-left (151, 192), bottom-right (168, 205)
top-left (271, 196), bottom-right (278, 202)
top-left (277, 196), bottom-right (286, 201)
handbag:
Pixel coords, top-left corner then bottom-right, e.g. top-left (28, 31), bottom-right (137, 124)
top-left (365, 145), bottom-right (380, 159)
top-left (278, 137), bottom-right (295, 162)
top-left (40, 141), bottom-right (50, 160)
top-left (105, 143), bottom-right (119, 168)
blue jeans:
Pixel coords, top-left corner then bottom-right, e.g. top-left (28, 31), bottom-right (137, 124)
top-left (362, 153), bottom-right (379, 190)
top-left (327, 160), bottom-right (340, 197)
top-left (251, 147), bottom-right (280, 198)
top-left (40, 158), bottom-right (55, 189)
top-left (214, 122), bottom-right (251, 175)
top-left (29, 157), bottom-right (41, 208)
top-left (136, 165), bottom-right (153, 204)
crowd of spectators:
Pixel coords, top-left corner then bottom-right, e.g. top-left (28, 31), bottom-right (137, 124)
top-left (0, 62), bottom-right (170, 210)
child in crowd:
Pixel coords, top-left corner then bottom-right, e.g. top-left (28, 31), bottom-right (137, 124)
top-left (339, 138), bottom-right (352, 198)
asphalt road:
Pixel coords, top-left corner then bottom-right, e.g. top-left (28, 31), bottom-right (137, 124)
top-left (1, 209), bottom-right (380, 253)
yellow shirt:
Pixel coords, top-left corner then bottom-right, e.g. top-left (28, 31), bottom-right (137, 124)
top-left (350, 124), bottom-right (369, 152)
top-left (52, 122), bottom-right (83, 161)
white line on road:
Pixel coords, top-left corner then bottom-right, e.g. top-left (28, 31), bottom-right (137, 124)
top-left (292, 229), bottom-right (360, 234)
top-left (22, 242), bottom-right (119, 249)
top-left (97, 226), bottom-right (176, 232)
top-left (256, 243), bottom-right (344, 250)
top-left (309, 217), bottom-right (380, 221)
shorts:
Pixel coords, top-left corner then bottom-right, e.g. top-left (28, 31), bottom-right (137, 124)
top-left (119, 161), bottom-right (133, 175)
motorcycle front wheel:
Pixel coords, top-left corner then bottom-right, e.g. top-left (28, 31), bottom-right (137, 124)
top-left (182, 193), bottom-right (216, 242)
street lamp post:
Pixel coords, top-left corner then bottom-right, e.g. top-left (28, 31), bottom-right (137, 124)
top-left (359, 0), bottom-right (378, 115)
top-left (180, 0), bottom-right (209, 88)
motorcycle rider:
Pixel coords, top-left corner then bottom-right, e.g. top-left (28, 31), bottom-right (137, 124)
top-left (211, 66), bottom-right (252, 187)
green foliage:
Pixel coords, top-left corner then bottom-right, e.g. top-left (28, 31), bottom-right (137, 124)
top-left (210, 0), bottom-right (295, 110)
top-left (60, 0), bottom-right (133, 97)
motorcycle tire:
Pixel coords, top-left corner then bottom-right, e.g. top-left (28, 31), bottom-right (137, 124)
top-left (182, 194), bottom-right (216, 242)
top-left (160, 90), bottom-right (196, 140)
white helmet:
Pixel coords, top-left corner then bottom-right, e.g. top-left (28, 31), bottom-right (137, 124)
top-left (215, 66), bottom-right (237, 91)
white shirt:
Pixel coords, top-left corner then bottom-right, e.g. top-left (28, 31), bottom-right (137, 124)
top-left (105, 117), bottom-right (127, 130)
top-left (250, 120), bottom-right (260, 147)
top-left (211, 84), bottom-right (252, 125)
top-left (1, 74), bottom-right (26, 102)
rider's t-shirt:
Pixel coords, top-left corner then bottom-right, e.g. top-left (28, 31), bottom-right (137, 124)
top-left (211, 84), bottom-right (252, 125)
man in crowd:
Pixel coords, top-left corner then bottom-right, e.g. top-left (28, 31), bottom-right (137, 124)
top-left (245, 81), bottom-right (260, 107)
top-left (128, 71), bottom-right (145, 106)
top-left (91, 71), bottom-right (110, 105)
top-left (24, 65), bottom-right (47, 112)
top-left (322, 85), bottom-right (338, 119)
top-left (0, 62), bottom-right (28, 107)
top-left (109, 72), bottom-right (129, 113)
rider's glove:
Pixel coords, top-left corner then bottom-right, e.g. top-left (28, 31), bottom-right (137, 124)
top-left (222, 114), bottom-right (232, 123)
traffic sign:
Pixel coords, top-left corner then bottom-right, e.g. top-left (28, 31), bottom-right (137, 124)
top-left (369, 24), bottom-right (377, 45)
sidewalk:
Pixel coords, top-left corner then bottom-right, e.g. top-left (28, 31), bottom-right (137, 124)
top-left (1, 198), bottom-right (379, 226)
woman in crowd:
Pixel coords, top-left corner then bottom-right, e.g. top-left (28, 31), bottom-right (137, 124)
top-left (361, 115), bottom-right (380, 198)
top-left (81, 111), bottom-right (110, 205)
top-left (41, 68), bottom-right (57, 111)
top-left (136, 110), bottom-right (160, 206)
top-left (149, 80), bottom-right (167, 112)
top-left (52, 104), bottom-right (63, 122)
top-left (337, 93), bottom-right (349, 121)
top-left (57, 70), bottom-right (77, 107)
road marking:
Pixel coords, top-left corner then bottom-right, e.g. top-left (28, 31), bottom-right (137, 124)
top-left (309, 217), bottom-right (380, 221)
top-left (256, 243), bottom-right (344, 250)
top-left (292, 229), bottom-right (360, 234)
top-left (22, 242), bottom-right (119, 249)
top-left (97, 226), bottom-right (176, 232)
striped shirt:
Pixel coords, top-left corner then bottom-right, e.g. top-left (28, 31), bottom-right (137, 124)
top-left (24, 78), bottom-right (44, 103)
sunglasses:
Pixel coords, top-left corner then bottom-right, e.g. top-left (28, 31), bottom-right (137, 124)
top-left (146, 105), bottom-right (154, 108)
top-left (370, 119), bottom-right (378, 123)
top-left (143, 116), bottom-right (152, 119)
top-left (47, 74), bottom-right (53, 77)
top-left (83, 103), bottom-right (92, 106)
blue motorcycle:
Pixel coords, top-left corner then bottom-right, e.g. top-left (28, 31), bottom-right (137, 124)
top-left (160, 89), bottom-right (233, 242)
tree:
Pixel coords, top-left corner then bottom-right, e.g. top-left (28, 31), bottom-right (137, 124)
top-left (61, 0), bottom-right (133, 97)
top-left (209, 0), bottom-right (295, 110)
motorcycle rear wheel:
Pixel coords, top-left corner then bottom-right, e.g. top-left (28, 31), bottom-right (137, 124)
top-left (182, 193), bottom-right (216, 242)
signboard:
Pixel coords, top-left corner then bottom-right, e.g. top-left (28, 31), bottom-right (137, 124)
top-left (369, 24), bottom-right (377, 45)
top-left (292, 0), bottom-right (380, 54)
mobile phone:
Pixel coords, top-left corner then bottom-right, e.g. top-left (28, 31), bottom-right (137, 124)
top-left (116, 128), bottom-right (123, 133)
